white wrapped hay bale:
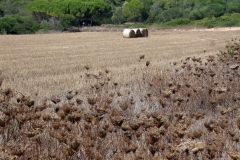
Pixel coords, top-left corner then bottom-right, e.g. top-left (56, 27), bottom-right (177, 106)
top-left (139, 28), bottom-right (148, 37)
top-left (123, 29), bottom-right (135, 38)
top-left (133, 28), bottom-right (142, 37)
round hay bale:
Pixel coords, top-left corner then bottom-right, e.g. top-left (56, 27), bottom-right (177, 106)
top-left (123, 29), bottom-right (135, 38)
top-left (133, 28), bottom-right (142, 37)
top-left (139, 28), bottom-right (148, 37)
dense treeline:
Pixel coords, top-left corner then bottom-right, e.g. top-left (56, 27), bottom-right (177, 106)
top-left (1, 0), bottom-right (240, 34)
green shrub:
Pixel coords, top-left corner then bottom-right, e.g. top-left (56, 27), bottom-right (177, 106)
top-left (164, 18), bottom-right (191, 26)
top-left (192, 17), bottom-right (213, 28)
top-left (226, 2), bottom-right (240, 13)
top-left (192, 13), bottom-right (240, 28)
top-left (231, 13), bottom-right (240, 18)
top-left (219, 14), bottom-right (232, 21)
top-left (217, 13), bottom-right (240, 26)
top-left (57, 14), bottom-right (76, 31)
top-left (221, 20), bottom-right (239, 26)
top-left (0, 7), bottom-right (4, 17)
top-left (155, 7), bottom-right (184, 23)
top-left (111, 8), bottom-right (126, 24)
top-left (40, 21), bottom-right (52, 32)
top-left (189, 9), bottom-right (204, 20)
top-left (0, 15), bottom-right (40, 34)
top-left (203, 3), bottom-right (225, 18)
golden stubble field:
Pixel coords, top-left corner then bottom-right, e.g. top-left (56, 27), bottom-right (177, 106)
top-left (1, 27), bottom-right (240, 160)
top-left (0, 28), bottom-right (240, 99)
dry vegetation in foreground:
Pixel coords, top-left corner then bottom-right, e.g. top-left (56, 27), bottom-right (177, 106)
top-left (0, 30), bottom-right (240, 159)
top-left (0, 29), bottom-right (239, 100)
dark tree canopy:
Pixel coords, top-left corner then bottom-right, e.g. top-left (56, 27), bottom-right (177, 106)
top-left (28, 0), bottom-right (111, 19)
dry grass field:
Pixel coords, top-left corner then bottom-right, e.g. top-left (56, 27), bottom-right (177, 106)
top-left (1, 28), bottom-right (240, 160)
top-left (1, 28), bottom-right (240, 99)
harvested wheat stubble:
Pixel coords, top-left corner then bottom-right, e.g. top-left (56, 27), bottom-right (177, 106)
top-left (133, 28), bottom-right (142, 37)
top-left (139, 28), bottom-right (148, 37)
top-left (1, 39), bottom-right (240, 159)
top-left (123, 29), bottom-right (135, 38)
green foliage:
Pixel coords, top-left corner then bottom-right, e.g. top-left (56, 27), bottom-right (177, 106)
top-left (141, 0), bottom-right (153, 21)
top-left (203, 3), bottom-right (225, 18)
top-left (0, 0), bottom-right (33, 16)
top-left (28, 0), bottom-right (111, 19)
top-left (164, 18), bottom-right (191, 26)
top-left (40, 21), bottom-right (52, 32)
top-left (1, 0), bottom-right (240, 34)
top-left (155, 7), bottom-right (183, 23)
top-left (57, 14), bottom-right (75, 31)
top-left (225, 0), bottom-right (240, 13)
top-left (111, 7), bottom-right (126, 24)
top-left (193, 13), bottom-right (240, 28)
top-left (122, 0), bottom-right (144, 22)
top-left (189, 9), bottom-right (204, 20)
top-left (0, 6), bottom-right (4, 17)
top-left (104, 0), bottom-right (124, 6)
top-left (0, 15), bottom-right (40, 34)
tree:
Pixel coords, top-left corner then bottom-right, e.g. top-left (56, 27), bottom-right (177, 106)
top-left (0, 15), bottom-right (40, 34)
top-left (0, 7), bottom-right (4, 17)
top-left (203, 3), bottom-right (225, 18)
top-left (57, 14), bottom-right (75, 31)
top-left (0, 0), bottom-right (33, 16)
top-left (141, 0), bottom-right (153, 21)
top-left (226, 1), bottom-right (240, 13)
top-left (146, 1), bottom-right (161, 23)
top-left (156, 7), bottom-right (183, 23)
top-left (104, 0), bottom-right (124, 6)
top-left (28, 0), bottom-right (111, 25)
top-left (111, 7), bottom-right (126, 24)
top-left (122, 0), bottom-right (144, 22)
top-left (189, 8), bottom-right (204, 20)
